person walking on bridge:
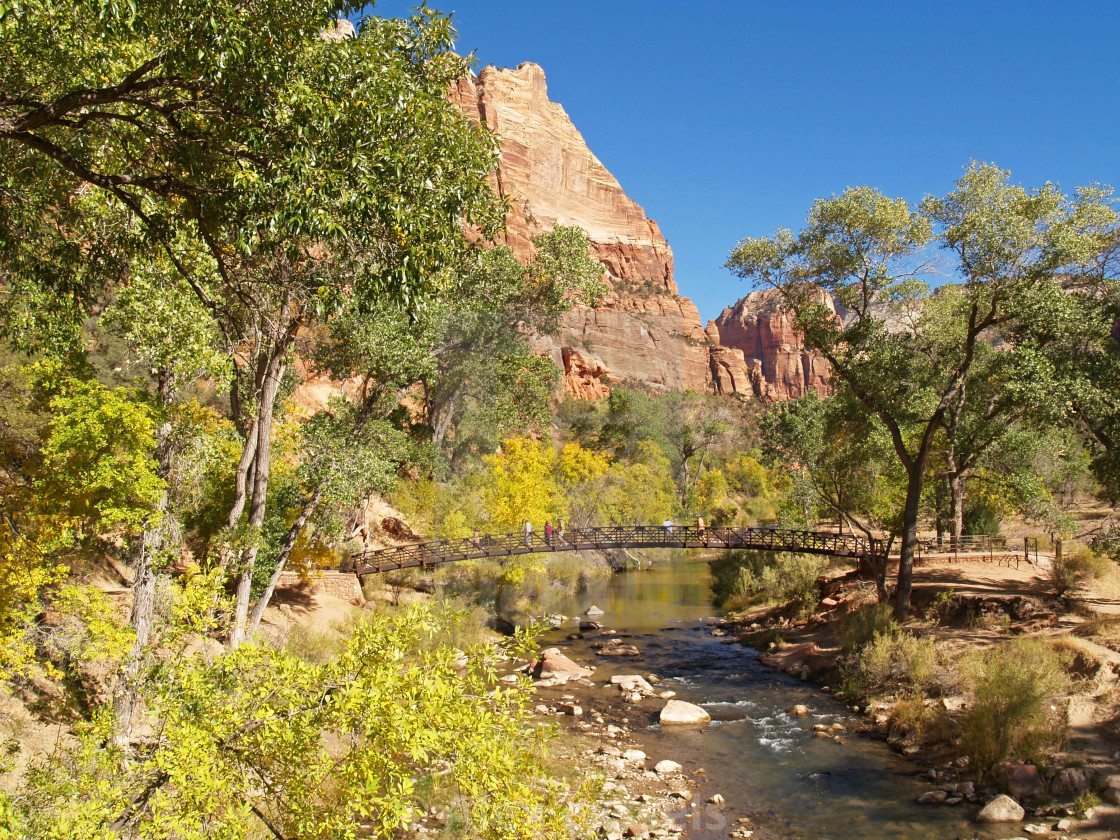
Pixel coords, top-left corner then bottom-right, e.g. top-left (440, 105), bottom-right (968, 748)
top-left (696, 515), bottom-right (708, 547)
top-left (524, 520), bottom-right (532, 547)
top-left (544, 520), bottom-right (553, 546)
top-left (662, 519), bottom-right (674, 538)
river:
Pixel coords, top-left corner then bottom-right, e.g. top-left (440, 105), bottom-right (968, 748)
top-left (543, 552), bottom-right (1028, 840)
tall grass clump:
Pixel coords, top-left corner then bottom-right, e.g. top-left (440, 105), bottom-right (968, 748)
top-left (709, 550), bottom-right (826, 614)
top-left (841, 602), bottom-right (897, 654)
top-left (845, 630), bottom-right (948, 699)
top-left (1049, 543), bottom-right (1112, 596)
top-left (958, 638), bottom-right (1070, 778)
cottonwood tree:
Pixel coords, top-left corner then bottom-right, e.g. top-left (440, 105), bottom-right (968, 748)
top-left (1, 1), bottom-right (506, 647)
top-left (658, 391), bottom-right (736, 508)
top-left (728, 163), bottom-right (1117, 616)
top-left (1005, 237), bottom-right (1120, 497)
top-left (761, 389), bottom-right (902, 599)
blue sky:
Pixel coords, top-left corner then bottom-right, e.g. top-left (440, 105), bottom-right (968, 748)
top-left (368, 1), bottom-right (1120, 322)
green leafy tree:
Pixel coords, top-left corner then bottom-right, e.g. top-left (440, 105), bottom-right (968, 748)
top-left (1, 1), bottom-right (506, 647)
top-left (729, 162), bottom-right (1117, 616)
top-left (762, 390), bottom-right (903, 597)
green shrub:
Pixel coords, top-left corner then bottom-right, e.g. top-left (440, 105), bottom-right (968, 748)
top-left (958, 638), bottom-right (1070, 778)
top-left (1049, 543), bottom-right (1111, 596)
top-left (841, 602), bottom-right (897, 654)
top-left (709, 550), bottom-right (826, 614)
top-left (845, 631), bottom-right (948, 699)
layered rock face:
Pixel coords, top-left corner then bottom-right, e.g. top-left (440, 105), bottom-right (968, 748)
top-left (714, 290), bottom-right (833, 402)
top-left (456, 62), bottom-right (752, 398)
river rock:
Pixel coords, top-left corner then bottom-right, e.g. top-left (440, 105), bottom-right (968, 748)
top-left (597, 640), bottom-right (641, 657)
top-left (976, 795), bottom-right (1026, 823)
top-left (532, 648), bottom-right (593, 679)
top-left (708, 793), bottom-right (725, 805)
top-left (918, 790), bottom-right (949, 804)
top-left (1100, 773), bottom-right (1120, 805)
top-left (622, 749), bottom-right (646, 763)
top-left (580, 620), bottom-right (603, 631)
top-left (1003, 764), bottom-right (1043, 799)
top-left (558, 703), bottom-right (583, 716)
top-left (659, 699), bottom-right (711, 725)
top-left (611, 675), bottom-right (655, 695)
top-left (790, 704), bottom-right (810, 716)
top-left (654, 760), bottom-right (683, 775)
top-left (1023, 824), bottom-right (1049, 835)
top-left (658, 690), bottom-right (676, 699)
top-left (1050, 767), bottom-right (1092, 799)
top-left (585, 605), bottom-right (605, 616)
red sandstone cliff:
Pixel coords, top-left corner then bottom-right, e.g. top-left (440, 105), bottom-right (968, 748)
top-left (455, 62), bottom-right (752, 399)
top-left (714, 290), bottom-right (833, 402)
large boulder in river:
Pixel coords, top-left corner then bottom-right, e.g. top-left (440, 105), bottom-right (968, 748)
top-left (532, 648), bottom-right (592, 679)
top-left (1050, 767), bottom-right (1093, 799)
top-left (659, 699), bottom-right (711, 726)
top-left (1002, 764), bottom-right (1042, 799)
top-left (610, 675), bottom-right (655, 696)
top-left (976, 795), bottom-right (1025, 823)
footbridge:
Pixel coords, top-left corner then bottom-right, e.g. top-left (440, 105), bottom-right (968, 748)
top-left (349, 525), bottom-right (875, 576)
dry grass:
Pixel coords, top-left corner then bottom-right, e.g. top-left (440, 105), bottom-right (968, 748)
top-left (958, 638), bottom-right (1070, 778)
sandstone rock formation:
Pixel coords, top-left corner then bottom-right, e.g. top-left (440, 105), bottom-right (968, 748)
top-left (454, 62), bottom-right (674, 294)
top-left (715, 289), bottom-right (833, 402)
top-left (456, 62), bottom-right (753, 398)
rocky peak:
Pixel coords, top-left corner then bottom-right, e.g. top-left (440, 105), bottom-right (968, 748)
top-left (456, 62), bottom-right (676, 296)
top-left (455, 62), bottom-right (755, 400)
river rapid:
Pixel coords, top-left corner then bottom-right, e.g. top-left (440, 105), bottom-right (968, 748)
top-left (543, 553), bottom-right (1028, 840)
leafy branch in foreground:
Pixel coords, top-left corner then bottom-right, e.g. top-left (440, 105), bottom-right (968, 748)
top-left (11, 603), bottom-right (583, 840)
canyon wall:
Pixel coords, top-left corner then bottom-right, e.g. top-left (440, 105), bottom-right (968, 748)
top-left (455, 62), bottom-right (753, 398)
top-left (714, 290), bottom-right (833, 402)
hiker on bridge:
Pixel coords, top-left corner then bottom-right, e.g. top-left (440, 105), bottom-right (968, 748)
top-left (662, 519), bottom-right (674, 537)
top-left (524, 520), bottom-right (532, 546)
top-left (545, 520), bottom-right (553, 546)
top-left (697, 515), bottom-right (708, 547)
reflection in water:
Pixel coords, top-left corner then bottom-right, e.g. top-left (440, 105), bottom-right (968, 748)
top-left (546, 553), bottom-right (1023, 840)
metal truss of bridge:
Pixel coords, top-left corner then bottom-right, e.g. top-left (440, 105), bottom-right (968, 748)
top-left (349, 525), bottom-right (875, 576)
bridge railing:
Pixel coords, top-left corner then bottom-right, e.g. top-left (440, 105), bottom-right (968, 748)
top-left (348, 524), bottom-right (874, 576)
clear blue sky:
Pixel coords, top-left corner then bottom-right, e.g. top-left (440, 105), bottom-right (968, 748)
top-left (368, 1), bottom-right (1120, 322)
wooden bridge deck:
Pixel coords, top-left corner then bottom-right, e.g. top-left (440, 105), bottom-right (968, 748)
top-left (349, 525), bottom-right (874, 576)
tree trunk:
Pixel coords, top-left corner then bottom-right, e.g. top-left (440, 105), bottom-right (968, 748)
top-left (949, 471), bottom-right (967, 549)
top-left (229, 351), bottom-right (286, 648)
top-left (111, 373), bottom-right (175, 746)
top-left (226, 417), bottom-right (259, 529)
top-left (894, 467), bottom-right (924, 620)
top-left (245, 484), bottom-right (325, 637)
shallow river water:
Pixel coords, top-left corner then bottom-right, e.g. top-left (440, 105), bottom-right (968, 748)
top-left (544, 553), bottom-right (1028, 840)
